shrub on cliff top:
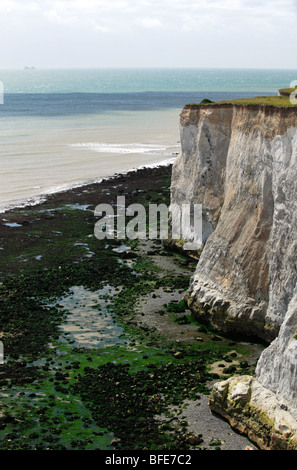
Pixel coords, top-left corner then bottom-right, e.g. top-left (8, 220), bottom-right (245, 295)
top-left (200, 98), bottom-right (214, 104)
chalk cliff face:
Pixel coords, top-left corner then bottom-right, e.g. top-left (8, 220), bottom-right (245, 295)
top-left (170, 103), bottom-right (297, 449)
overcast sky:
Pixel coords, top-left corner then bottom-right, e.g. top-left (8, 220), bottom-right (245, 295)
top-left (0, 0), bottom-right (296, 69)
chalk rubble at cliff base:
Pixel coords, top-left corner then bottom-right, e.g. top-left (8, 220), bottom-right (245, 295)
top-left (209, 375), bottom-right (297, 450)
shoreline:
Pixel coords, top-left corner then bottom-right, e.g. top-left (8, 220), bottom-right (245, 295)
top-left (0, 163), bottom-right (175, 277)
top-left (0, 157), bottom-right (177, 215)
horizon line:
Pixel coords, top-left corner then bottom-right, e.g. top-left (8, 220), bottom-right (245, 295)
top-left (1, 66), bottom-right (297, 71)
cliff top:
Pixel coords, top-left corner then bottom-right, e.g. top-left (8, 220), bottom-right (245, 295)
top-left (278, 86), bottom-right (297, 97)
top-left (186, 91), bottom-right (297, 109)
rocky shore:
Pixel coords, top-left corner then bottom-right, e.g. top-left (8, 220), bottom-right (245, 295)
top-left (0, 164), bottom-right (262, 451)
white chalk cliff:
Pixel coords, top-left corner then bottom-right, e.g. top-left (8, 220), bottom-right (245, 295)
top-left (170, 103), bottom-right (297, 449)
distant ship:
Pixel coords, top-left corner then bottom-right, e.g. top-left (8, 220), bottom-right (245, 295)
top-left (23, 66), bottom-right (37, 70)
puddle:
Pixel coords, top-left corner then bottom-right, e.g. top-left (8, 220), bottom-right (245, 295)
top-left (64, 204), bottom-right (92, 211)
top-left (37, 208), bottom-right (57, 214)
top-left (117, 258), bottom-right (135, 268)
top-left (74, 242), bottom-right (95, 258)
top-left (112, 245), bottom-right (131, 253)
top-left (117, 258), bottom-right (141, 277)
top-left (38, 204), bottom-right (92, 214)
top-left (52, 285), bottom-right (128, 349)
top-left (4, 223), bottom-right (22, 228)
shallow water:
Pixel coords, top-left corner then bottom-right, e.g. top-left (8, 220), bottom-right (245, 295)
top-left (1, 67), bottom-right (287, 212)
top-left (0, 106), bottom-right (180, 212)
top-left (52, 285), bottom-right (128, 349)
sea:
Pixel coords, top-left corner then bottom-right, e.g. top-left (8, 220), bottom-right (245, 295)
top-left (0, 67), bottom-right (296, 213)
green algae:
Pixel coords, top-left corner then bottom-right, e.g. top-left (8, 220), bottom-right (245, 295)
top-left (0, 165), bottom-right (260, 450)
top-left (73, 360), bottom-right (211, 450)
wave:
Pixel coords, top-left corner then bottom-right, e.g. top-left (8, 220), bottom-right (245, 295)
top-left (69, 142), bottom-right (172, 155)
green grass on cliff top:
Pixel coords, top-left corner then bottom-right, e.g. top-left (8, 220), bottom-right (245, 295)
top-left (195, 88), bottom-right (297, 108)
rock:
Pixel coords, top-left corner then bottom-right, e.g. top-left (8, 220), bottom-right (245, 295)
top-left (173, 351), bottom-right (183, 359)
top-left (211, 335), bottom-right (222, 342)
top-left (209, 375), bottom-right (297, 450)
top-left (186, 434), bottom-right (204, 445)
top-left (111, 438), bottom-right (121, 446)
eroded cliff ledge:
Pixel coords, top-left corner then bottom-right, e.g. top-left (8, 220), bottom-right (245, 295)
top-left (170, 101), bottom-right (297, 449)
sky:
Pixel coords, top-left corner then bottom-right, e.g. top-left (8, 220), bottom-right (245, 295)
top-left (0, 0), bottom-right (296, 69)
